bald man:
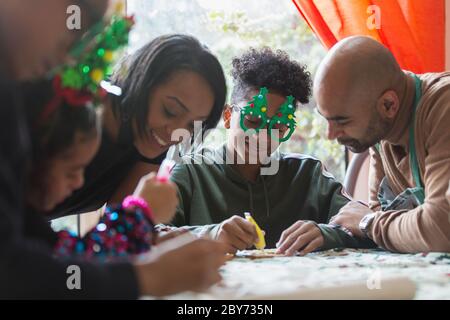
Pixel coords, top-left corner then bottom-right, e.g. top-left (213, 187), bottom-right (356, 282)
top-left (314, 36), bottom-right (450, 253)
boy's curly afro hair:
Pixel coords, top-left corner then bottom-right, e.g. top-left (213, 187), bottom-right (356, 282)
top-left (231, 47), bottom-right (312, 107)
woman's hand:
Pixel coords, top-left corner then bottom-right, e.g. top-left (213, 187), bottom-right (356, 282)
top-left (133, 172), bottom-right (178, 224)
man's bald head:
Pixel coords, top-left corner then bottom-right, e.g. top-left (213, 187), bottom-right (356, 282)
top-left (314, 36), bottom-right (406, 153)
top-left (315, 36), bottom-right (403, 105)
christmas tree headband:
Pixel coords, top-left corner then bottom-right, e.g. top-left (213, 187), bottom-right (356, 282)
top-left (40, 12), bottom-right (135, 121)
top-left (239, 87), bottom-right (297, 142)
top-left (61, 13), bottom-right (135, 95)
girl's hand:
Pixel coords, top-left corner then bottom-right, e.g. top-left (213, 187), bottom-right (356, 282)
top-left (133, 172), bottom-right (178, 224)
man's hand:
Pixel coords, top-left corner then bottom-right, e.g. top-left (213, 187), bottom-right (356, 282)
top-left (330, 201), bottom-right (374, 238)
top-left (215, 215), bottom-right (258, 254)
top-left (276, 221), bottom-right (324, 256)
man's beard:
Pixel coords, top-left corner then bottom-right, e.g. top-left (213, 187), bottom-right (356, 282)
top-left (337, 137), bottom-right (372, 153)
top-left (338, 113), bottom-right (392, 153)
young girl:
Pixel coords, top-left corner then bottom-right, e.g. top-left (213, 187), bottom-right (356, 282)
top-left (23, 77), bottom-right (177, 260)
top-left (21, 78), bottom-right (227, 296)
top-left (48, 34), bottom-right (227, 220)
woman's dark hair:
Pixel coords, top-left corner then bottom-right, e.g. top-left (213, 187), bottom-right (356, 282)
top-left (21, 79), bottom-right (99, 161)
top-left (231, 47), bottom-right (312, 107)
top-left (110, 34), bottom-right (227, 138)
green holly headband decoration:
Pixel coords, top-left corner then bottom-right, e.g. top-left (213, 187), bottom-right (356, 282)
top-left (239, 87), bottom-right (297, 142)
top-left (61, 13), bottom-right (135, 97)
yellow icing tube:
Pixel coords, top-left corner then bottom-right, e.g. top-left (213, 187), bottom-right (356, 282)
top-left (244, 212), bottom-right (266, 250)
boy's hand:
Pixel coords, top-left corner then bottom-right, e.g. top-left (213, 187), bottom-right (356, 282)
top-left (276, 221), bottom-right (323, 256)
top-left (134, 172), bottom-right (178, 224)
top-left (215, 215), bottom-right (258, 253)
top-left (135, 238), bottom-right (228, 297)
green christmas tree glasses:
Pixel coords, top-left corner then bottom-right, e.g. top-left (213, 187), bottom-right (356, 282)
top-left (237, 87), bottom-right (297, 142)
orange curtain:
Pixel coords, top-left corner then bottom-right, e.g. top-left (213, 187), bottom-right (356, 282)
top-left (292, 0), bottom-right (445, 73)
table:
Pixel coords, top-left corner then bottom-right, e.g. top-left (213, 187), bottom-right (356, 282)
top-left (163, 248), bottom-right (450, 300)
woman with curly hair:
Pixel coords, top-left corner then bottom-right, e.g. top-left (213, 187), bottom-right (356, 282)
top-left (166, 47), bottom-right (375, 255)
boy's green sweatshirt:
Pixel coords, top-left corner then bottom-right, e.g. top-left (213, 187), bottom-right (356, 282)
top-left (169, 145), bottom-right (375, 250)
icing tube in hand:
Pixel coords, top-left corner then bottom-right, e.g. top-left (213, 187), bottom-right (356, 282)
top-left (157, 159), bottom-right (176, 182)
top-left (244, 212), bottom-right (266, 250)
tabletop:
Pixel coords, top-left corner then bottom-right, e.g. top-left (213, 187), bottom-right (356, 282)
top-left (154, 248), bottom-right (450, 300)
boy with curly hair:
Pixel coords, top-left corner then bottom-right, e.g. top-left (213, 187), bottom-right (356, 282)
top-left (168, 48), bottom-right (374, 255)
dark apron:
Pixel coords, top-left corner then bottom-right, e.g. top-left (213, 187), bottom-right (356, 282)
top-left (377, 74), bottom-right (425, 211)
